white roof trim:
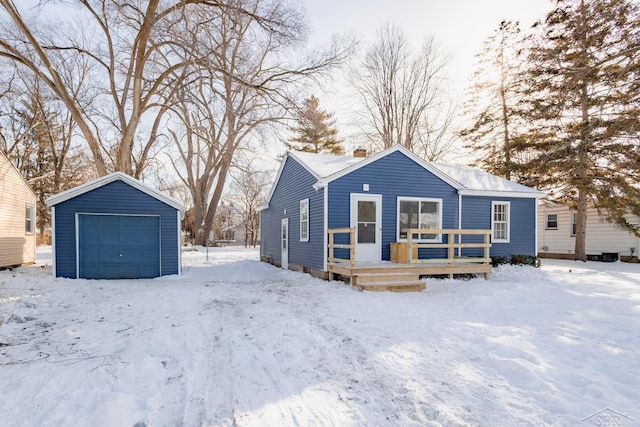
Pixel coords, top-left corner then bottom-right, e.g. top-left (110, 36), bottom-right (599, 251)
top-left (0, 150), bottom-right (37, 198)
top-left (45, 171), bottom-right (185, 213)
top-left (262, 150), bottom-right (323, 210)
top-left (312, 145), bottom-right (464, 190)
top-left (458, 189), bottom-right (544, 198)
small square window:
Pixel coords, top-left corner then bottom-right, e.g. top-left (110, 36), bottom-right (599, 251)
top-left (546, 213), bottom-right (558, 229)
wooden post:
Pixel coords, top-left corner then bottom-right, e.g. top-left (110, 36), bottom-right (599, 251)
top-left (447, 232), bottom-right (455, 263)
top-left (328, 230), bottom-right (334, 281)
top-left (484, 231), bottom-right (490, 279)
top-left (407, 231), bottom-right (413, 264)
top-left (349, 227), bottom-right (356, 268)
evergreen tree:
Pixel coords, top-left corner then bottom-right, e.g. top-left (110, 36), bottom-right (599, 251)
top-left (459, 21), bottom-right (526, 181)
top-left (288, 96), bottom-right (344, 155)
top-left (516, 0), bottom-right (640, 261)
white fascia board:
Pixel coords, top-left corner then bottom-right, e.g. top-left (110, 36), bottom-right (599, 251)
top-left (46, 172), bottom-right (185, 214)
top-left (458, 189), bottom-right (545, 199)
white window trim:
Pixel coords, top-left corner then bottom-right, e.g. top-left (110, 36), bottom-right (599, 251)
top-left (570, 211), bottom-right (577, 237)
top-left (546, 213), bottom-right (558, 230)
top-left (491, 201), bottom-right (510, 243)
top-left (396, 197), bottom-right (443, 243)
top-left (25, 204), bottom-right (35, 234)
top-left (300, 198), bottom-right (309, 242)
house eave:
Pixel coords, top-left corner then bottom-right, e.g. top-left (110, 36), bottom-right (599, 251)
top-left (458, 189), bottom-right (545, 199)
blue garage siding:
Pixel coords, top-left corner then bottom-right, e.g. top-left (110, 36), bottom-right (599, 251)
top-left (328, 151), bottom-right (459, 261)
top-left (260, 157), bottom-right (325, 271)
top-left (461, 196), bottom-right (537, 257)
top-left (53, 180), bottom-right (179, 278)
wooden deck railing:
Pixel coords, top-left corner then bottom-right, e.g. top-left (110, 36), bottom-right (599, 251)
top-left (406, 229), bottom-right (491, 265)
top-left (328, 227), bottom-right (356, 268)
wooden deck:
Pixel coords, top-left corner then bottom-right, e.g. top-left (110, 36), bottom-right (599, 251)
top-left (327, 228), bottom-right (492, 292)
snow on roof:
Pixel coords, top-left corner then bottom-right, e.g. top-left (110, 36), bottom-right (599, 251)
top-left (431, 163), bottom-right (544, 196)
top-left (289, 151), bottom-right (364, 179)
top-left (289, 147), bottom-right (542, 197)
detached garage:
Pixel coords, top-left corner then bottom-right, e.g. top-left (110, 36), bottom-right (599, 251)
top-left (46, 172), bottom-right (185, 279)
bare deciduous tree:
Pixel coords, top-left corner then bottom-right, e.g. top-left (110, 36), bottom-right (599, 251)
top-left (0, 69), bottom-right (92, 242)
top-left (164, 0), bottom-right (352, 244)
top-left (228, 160), bottom-right (271, 247)
top-left (0, 0), bottom-right (314, 177)
top-left (353, 23), bottom-right (455, 160)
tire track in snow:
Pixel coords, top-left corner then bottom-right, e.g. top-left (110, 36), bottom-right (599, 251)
top-left (182, 297), bottom-right (236, 426)
top-left (223, 283), bottom-right (351, 426)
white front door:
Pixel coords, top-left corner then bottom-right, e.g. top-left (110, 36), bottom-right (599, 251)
top-left (281, 218), bottom-right (288, 269)
top-left (351, 194), bottom-right (382, 262)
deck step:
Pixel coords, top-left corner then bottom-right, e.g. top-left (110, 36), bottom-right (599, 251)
top-left (355, 280), bottom-right (426, 292)
top-left (353, 272), bottom-right (420, 283)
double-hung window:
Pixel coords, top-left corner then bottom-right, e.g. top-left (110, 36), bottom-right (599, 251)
top-left (25, 205), bottom-right (34, 234)
top-left (546, 213), bottom-right (558, 229)
top-left (300, 198), bottom-right (309, 242)
top-left (397, 197), bottom-right (442, 241)
top-left (491, 201), bottom-right (510, 243)
top-left (570, 211), bottom-right (577, 236)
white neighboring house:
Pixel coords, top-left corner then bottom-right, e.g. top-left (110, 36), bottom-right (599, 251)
top-left (0, 150), bottom-right (37, 268)
top-left (538, 202), bottom-right (639, 262)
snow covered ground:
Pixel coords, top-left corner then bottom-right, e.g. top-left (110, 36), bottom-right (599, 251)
top-left (1, 247), bottom-right (638, 427)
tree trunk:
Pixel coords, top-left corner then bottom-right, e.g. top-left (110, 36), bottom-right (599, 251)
top-left (574, 188), bottom-right (588, 261)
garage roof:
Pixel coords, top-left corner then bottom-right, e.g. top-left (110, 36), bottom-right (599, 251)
top-left (45, 172), bottom-right (185, 213)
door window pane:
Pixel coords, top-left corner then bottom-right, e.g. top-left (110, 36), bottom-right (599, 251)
top-left (358, 223), bottom-right (376, 243)
top-left (282, 224), bottom-right (287, 249)
top-left (357, 200), bottom-right (376, 243)
top-left (358, 201), bottom-right (376, 222)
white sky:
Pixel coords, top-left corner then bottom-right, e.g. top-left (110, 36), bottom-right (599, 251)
top-left (304, 0), bottom-right (552, 90)
top-left (298, 0), bottom-right (554, 159)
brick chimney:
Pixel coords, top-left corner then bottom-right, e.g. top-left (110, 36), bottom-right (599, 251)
top-left (353, 148), bottom-right (367, 158)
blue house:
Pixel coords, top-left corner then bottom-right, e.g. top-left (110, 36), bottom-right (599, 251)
top-left (260, 145), bottom-right (543, 280)
top-left (46, 172), bottom-right (185, 279)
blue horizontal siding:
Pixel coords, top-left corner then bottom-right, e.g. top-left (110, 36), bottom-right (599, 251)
top-left (461, 196), bottom-right (537, 257)
top-left (328, 150), bottom-right (459, 261)
top-left (260, 156), bottom-right (325, 271)
top-left (54, 180), bottom-right (179, 278)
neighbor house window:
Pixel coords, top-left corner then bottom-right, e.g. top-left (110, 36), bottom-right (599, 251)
top-left (571, 211), bottom-right (577, 236)
top-left (397, 197), bottom-right (442, 241)
top-left (300, 198), bottom-right (309, 242)
top-left (492, 201), bottom-right (510, 243)
top-left (25, 205), bottom-right (34, 234)
top-left (546, 213), bottom-right (558, 229)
